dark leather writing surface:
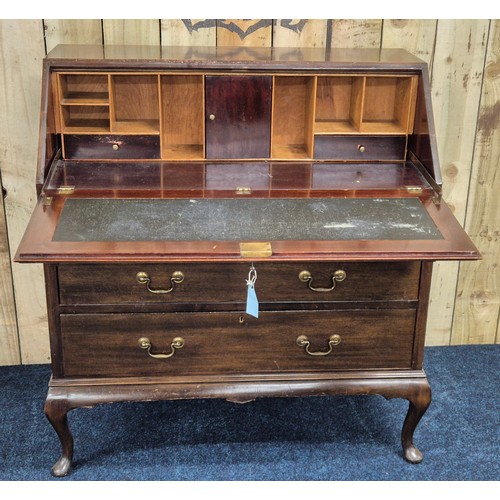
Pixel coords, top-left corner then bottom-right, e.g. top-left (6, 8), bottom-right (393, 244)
top-left (53, 198), bottom-right (442, 242)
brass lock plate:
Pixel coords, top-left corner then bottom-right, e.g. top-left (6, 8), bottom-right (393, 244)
top-left (239, 242), bottom-right (272, 258)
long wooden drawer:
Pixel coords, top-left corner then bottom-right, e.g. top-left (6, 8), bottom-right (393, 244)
top-left (63, 134), bottom-right (161, 159)
top-left (60, 309), bottom-right (416, 377)
top-left (313, 135), bottom-right (406, 160)
top-left (57, 261), bottom-right (421, 305)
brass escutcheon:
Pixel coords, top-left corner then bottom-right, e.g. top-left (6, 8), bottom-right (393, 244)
top-left (138, 336), bottom-right (184, 359)
top-left (296, 334), bottom-right (341, 356)
top-left (136, 270), bottom-right (184, 294)
top-left (299, 269), bottom-right (346, 292)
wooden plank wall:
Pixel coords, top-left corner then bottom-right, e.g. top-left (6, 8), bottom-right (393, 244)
top-left (0, 19), bottom-right (498, 365)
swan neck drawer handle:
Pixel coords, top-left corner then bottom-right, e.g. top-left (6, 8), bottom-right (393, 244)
top-left (299, 269), bottom-right (346, 292)
top-left (138, 337), bottom-right (184, 359)
top-left (136, 271), bottom-right (184, 294)
top-left (296, 334), bottom-right (341, 356)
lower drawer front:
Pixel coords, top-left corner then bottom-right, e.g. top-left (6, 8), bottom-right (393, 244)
top-left (60, 310), bottom-right (416, 377)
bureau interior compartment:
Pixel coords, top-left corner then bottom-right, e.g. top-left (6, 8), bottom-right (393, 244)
top-left (58, 73), bottom-right (111, 133)
top-left (60, 105), bottom-right (110, 132)
top-left (314, 75), bottom-right (417, 136)
top-left (362, 76), bottom-right (416, 134)
top-left (58, 73), bottom-right (109, 104)
top-left (160, 75), bottom-right (204, 159)
top-left (110, 74), bottom-right (160, 134)
top-left (271, 76), bottom-right (316, 159)
top-left (53, 71), bottom-right (418, 160)
top-left (315, 76), bottom-right (364, 134)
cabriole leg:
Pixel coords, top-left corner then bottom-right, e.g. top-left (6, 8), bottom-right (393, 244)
top-left (401, 382), bottom-right (432, 463)
top-left (44, 395), bottom-right (74, 477)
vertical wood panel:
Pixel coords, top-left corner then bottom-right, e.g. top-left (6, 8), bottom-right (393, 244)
top-left (103, 19), bottom-right (160, 45)
top-left (381, 20), bottom-right (437, 69)
top-left (0, 19), bottom-right (49, 364)
top-left (161, 20), bottom-right (216, 46)
top-left (330, 20), bottom-right (383, 48)
top-left (44, 19), bottom-right (103, 52)
top-left (452, 20), bottom-right (499, 345)
top-left (273, 20), bottom-right (328, 48)
top-left (216, 20), bottom-right (272, 47)
top-left (425, 20), bottom-right (490, 346)
top-left (0, 174), bottom-right (20, 365)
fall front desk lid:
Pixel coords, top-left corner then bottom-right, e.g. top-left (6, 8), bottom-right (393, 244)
top-left (52, 197), bottom-right (443, 242)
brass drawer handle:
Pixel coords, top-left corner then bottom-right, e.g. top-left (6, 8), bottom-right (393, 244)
top-left (299, 269), bottom-right (346, 292)
top-left (296, 334), bottom-right (341, 356)
top-left (138, 337), bottom-right (184, 359)
top-left (136, 271), bottom-right (184, 294)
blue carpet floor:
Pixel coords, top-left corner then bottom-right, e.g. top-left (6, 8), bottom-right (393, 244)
top-left (0, 345), bottom-right (498, 481)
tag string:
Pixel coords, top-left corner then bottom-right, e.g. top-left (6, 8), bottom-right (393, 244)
top-left (246, 265), bottom-right (257, 286)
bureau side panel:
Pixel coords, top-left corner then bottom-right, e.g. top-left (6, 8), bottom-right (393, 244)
top-left (44, 264), bottom-right (64, 377)
top-left (413, 261), bottom-right (433, 369)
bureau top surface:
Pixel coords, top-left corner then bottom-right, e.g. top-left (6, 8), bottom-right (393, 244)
top-left (45, 44), bottom-right (426, 70)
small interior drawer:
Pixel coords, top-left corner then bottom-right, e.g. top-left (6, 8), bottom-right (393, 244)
top-left (63, 134), bottom-right (161, 160)
top-left (60, 309), bottom-right (416, 377)
top-left (57, 261), bottom-right (421, 306)
top-left (313, 135), bottom-right (406, 160)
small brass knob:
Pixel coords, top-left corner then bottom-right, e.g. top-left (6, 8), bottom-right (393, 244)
top-left (358, 145), bottom-right (365, 153)
top-left (208, 114), bottom-right (215, 121)
top-left (112, 144), bottom-right (120, 151)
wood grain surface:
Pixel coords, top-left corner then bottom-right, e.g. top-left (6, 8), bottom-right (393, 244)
top-left (0, 20), bottom-right (50, 364)
top-left (426, 20), bottom-right (490, 345)
top-left (452, 20), bottom-right (500, 345)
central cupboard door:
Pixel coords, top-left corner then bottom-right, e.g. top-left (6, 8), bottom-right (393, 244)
top-left (205, 76), bottom-right (272, 158)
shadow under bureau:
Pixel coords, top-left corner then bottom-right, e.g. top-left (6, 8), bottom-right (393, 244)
top-left (15, 44), bottom-right (480, 476)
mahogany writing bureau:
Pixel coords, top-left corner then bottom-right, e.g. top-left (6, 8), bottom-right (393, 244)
top-left (16, 45), bottom-right (480, 476)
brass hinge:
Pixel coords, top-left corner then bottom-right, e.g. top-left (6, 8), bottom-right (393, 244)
top-left (42, 195), bottom-right (53, 206)
top-left (56, 186), bottom-right (75, 195)
top-left (406, 186), bottom-right (423, 195)
top-left (432, 191), bottom-right (442, 205)
top-left (235, 186), bottom-right (252, 195)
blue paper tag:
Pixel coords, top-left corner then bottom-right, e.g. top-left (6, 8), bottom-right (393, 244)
top-left (246, 283), bottom-right (259, 318)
